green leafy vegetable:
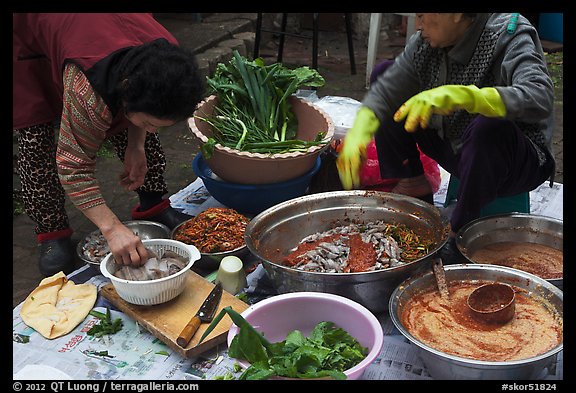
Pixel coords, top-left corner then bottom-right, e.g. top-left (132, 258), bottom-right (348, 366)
top-left (214, 372), bottom-right (236, 380)
top-left (199, 306), bottom-right (367, 380)
top-left (236, 292), bottom-right (249, 303)
top-left (87, 308), bottom-right (123, 337)
top-left (199, 50), bottom-right (328, 157)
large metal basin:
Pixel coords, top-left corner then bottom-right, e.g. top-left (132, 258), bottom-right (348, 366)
top-left (244, 190), bottom-right (449, 314)
top-left (456, 213), bottom-right (563, 289)
top-left (389, 264), bottom-right (563, 380)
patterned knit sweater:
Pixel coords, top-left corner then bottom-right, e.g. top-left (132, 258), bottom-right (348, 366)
top-left (56, 63), bottom-right (114, 210)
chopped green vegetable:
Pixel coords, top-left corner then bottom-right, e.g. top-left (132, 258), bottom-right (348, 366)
top-left (200, 51), bottom-right (328, 157)
top-left (236, 292), bottom-right (249, 303)
top-left (213, 372), bottom-right (236, 380)
top-left (87, 308), bottom-right (123, 337)
top-left (155, 350), bottom-right (170, 356)
top-left (199, 306), bottom-right (367, 380)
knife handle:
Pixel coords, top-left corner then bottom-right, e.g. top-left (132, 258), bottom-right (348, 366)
top-left (176, 316), bottom-right (202, 347)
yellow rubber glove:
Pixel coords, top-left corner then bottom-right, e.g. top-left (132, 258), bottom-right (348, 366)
top-left (336, 106), bottom-right (380, 190)
top-left (393, 85), bottom-right (507, 132)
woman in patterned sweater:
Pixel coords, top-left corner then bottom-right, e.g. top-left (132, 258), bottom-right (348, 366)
top-left (13, 14), bottom-right (204, 275)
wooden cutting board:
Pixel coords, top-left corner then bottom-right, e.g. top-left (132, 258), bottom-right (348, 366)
top-left (100, 270), bottom-right (249, 358)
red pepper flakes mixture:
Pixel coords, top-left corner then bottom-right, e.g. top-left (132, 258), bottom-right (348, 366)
top-left (173, 207), bottom-right (250, 253)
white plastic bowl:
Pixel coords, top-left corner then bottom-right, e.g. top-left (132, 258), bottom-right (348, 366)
top-left (100, 239), bottom-right (201, 305)
top-left (227, 292), bottom-right (384, 380)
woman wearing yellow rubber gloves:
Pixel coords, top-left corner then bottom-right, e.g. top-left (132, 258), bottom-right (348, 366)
top-left (337, 13), bottom-right (555, 263)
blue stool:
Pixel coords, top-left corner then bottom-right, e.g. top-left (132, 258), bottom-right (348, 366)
top-left (443, 176), bottom-right (530, 216)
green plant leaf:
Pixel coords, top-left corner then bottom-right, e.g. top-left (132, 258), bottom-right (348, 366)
top-left (202, 50), bottom-right (328, 155)
top-left (199, 305), bottom-right (366, 380)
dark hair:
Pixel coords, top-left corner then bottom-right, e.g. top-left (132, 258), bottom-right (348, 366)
top-left (119, 40), bottom-right (205, 121)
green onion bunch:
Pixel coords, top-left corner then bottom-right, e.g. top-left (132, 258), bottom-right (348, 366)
top-left (198, 50), bottom-right (327, 157)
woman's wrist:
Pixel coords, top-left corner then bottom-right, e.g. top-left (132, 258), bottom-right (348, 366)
top-left (127, 124), bottom-right (147, 150)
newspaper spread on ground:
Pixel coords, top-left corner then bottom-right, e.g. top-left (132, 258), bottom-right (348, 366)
top-left (14, 175), bottom-right (564, 380)
top-left (13, 262), bottom-right (563, 381)
top-left (169, 178), bottom-right (227, 217)
top-left (12, 274), bottom-right (194, 380)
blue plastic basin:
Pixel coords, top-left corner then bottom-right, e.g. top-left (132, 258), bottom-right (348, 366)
top-left (193, 154), bottom-right (322, 215)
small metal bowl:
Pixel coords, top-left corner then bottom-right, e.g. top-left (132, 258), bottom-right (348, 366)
top-left (456, 213), bottom-right (563, 289)
top-left (171, 220), bottom-right (249, 271)
top-left (77, 220), bottom-right (171, 266)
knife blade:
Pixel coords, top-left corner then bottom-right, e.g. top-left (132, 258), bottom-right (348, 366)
top-left (176, 282), bottom-right (223, 348)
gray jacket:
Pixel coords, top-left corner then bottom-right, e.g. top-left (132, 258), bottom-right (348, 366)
top-left (363, 13), bottom-right (554, 163)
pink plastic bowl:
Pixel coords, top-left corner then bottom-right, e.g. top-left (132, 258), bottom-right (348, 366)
top-left (226, 292), bottom-right (384, 380)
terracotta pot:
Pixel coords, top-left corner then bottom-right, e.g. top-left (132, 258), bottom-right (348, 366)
top-left (188, 95), bottom-right (335, 184)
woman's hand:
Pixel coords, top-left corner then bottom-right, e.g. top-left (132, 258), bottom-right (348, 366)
top-left (393, 85), bottom-right (506, 132)
top-left (336, 107), bottom-right (381, 190)
top-left (83, 204), bottom-right (149, 266)
top-left (105, 224), bottom-right (149, 267)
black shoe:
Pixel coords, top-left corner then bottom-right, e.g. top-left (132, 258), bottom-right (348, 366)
top-left (148, 206), bottom-right (192, 230)
top-left (438, 237), bottom-right (467, 265)
top-left (39, 237), bottom-right (75, 276)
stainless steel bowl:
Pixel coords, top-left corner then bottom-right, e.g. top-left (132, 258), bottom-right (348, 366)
top-left (171, 220), bottom-right (249, 271)
top-left (77, 220), bottom-right (171, 266)
top-left (456, 213), bottom-right (563, 289)
top-left (389, 264), bottom-right (563, 380)
top-left (244, 190), bottom-right (449, 313)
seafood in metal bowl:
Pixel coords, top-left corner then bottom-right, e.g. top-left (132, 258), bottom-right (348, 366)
top-left (80, 232), bottom-right (111, 263)
top-left (78, 221), bottom-right (171, 265)
top-left (284, 220), bottom-right (434, 273)
top-left (111, 248), bottom-right (189, 281)
top-left (244, 190), bottom-right (449, 314)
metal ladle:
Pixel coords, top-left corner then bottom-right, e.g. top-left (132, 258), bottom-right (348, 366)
top-left (467, 282), bottom-right (516, 324)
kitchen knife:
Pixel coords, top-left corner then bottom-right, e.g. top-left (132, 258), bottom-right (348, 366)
top-left (176, 282), bottom-right (223, 348)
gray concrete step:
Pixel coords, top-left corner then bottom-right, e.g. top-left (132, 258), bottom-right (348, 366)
top-left (155, 13), bottom-right (257, 79)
